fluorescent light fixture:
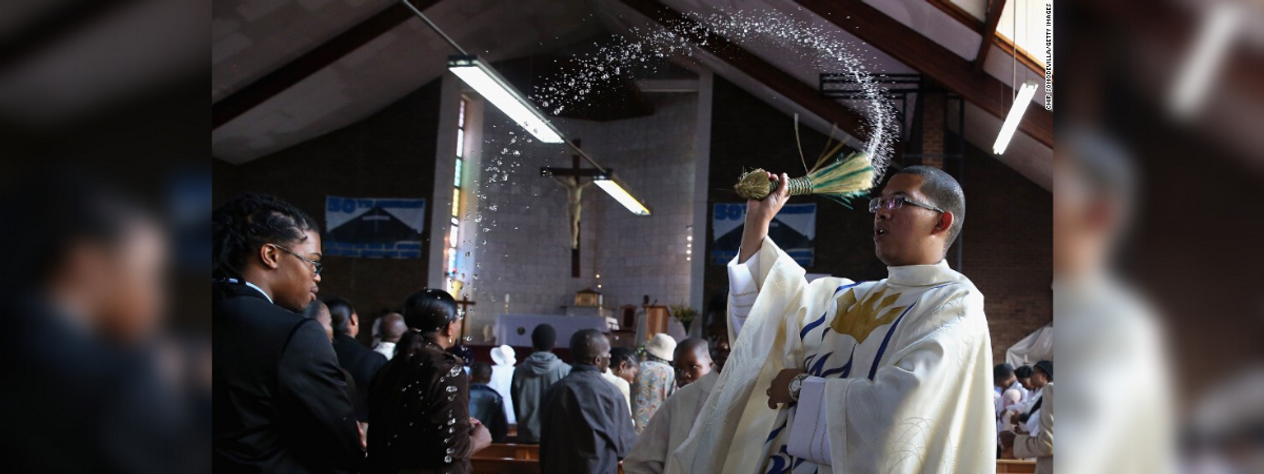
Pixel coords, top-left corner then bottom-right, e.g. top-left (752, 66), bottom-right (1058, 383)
top-left (448, 55), bottom-right (564, 144)
top-left (593, 173), bottom-right (652, 216)
top-left (1169, 3), bottom-right (1239, 119)
top-left (992, 80), bottom-right (1039, 155)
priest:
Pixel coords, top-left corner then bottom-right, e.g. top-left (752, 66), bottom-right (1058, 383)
top-left (674, 166), bottom-right (996, 473)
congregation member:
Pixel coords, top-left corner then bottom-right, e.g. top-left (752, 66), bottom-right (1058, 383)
top-left (1015, 365), bottom-right (1034, 391)
top-left (511, 324), bottom-right (570, 444)
top-left (540, 329), bottom-right (637, 474)
top-left (701, 293), bottom-right (731, 372)
top-left (366, 289), bottom-right (491, 474)
top-left (305, 300), bottom-right (359, 408)
top-left (623, 336), bottom-right (717, 474)
top-left (468, 362), bottom-right (509, 443)
top-left (601, 351), bottom-right (633, 414)
top-left (995, 363), bottom-right (1030, 446)
top-left (1002, 361), bottom-right (1054, 474)
top-left (632, 334), bottom-right (677, 433)
top-left (671, 338), bottom-right (713, 389)
top-left (326, 296), bottom-right (387, 427)
top-left (609, 347), bottom-right (640, 386)
top-left (373, 311), bottom-right (407, 360)
top-left (212, 193), bottom-right (363, 473)
top-left (1014, 360), bottom-right (1053, 435)
top-left (488, 345), bottom-right (518, 424)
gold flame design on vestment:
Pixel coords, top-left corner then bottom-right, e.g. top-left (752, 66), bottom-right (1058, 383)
top-left (829, 287), bottom-right (906, 344)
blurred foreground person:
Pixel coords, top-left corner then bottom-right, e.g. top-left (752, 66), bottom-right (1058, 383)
top-left (366, 289), bottom-right (491, 474)
top-left (1184, 367), bottom-right (1264, 474)
top-left (212, 193), bottom-right (364, 473)
top-left (0, 177), bottom-right (193, 473)
top-left (1053, 130), bottom-right (1175, 474)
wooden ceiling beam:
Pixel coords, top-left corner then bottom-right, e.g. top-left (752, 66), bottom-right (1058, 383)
top-left (973, 0), bottom-right (1008, 76)
top-left (212, 0), bottom-right (440, 129)
top-left (796, 0), bottom-right (1052, 148)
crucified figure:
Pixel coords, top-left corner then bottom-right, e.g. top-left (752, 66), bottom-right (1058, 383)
top-left (552, 176), bottom-right (591, 249)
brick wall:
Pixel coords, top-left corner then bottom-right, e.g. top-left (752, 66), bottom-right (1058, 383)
top-left (212, 79), bottom-right (443, 345)
top-left (957, 134), bottom-right (1053, 363)
top-left (921, 90), bottom-right (945, 167)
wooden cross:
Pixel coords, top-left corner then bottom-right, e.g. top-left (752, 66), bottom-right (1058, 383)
top-left (456, 296), bottom-right (476, 340)
top-left (540, 139), bottom-right (606, 278)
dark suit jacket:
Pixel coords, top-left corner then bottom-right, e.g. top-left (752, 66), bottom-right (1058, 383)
top-left (469, 384), bottom-right (509, 442)
top-left (213, 282), bottom-right (364, 473)
top-left (333, 332), bottom-right (387, 422)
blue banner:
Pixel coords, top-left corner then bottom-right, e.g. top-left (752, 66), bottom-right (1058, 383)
top-left (324, 196), bottom-right (426, 258)
top-left (711, 203), bottom-right (815, 266)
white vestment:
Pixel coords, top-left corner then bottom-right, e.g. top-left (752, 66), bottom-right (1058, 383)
top-left (672, 237), bottom-right (996, 474)
top-left (625, 371), bottom-right (718, 474)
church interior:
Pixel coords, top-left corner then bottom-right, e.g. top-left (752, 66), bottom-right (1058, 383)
top-left (213, 0), bottom-right (1054, 471)
top-left (213, 0), bottom-right (1051, 357)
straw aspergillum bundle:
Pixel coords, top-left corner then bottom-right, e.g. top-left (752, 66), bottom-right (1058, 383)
top-left (733, 116), bottom-right (877, 207)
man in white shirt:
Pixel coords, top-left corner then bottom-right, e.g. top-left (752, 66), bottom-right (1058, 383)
top-left (371, 312), bottom-right (405, 360)
top-left (994, 363), bottom-right (1029, 442)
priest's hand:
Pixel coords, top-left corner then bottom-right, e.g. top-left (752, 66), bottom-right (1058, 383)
top-left (767, 368), bottom-right (806, 409)
top-left (740, 172), bottom-right (791, 263)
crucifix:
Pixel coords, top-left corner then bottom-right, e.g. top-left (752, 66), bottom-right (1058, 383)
top-left (455, 296), bottom-right (476, 341)
top-left (540, 139), bottom-right (605, 278)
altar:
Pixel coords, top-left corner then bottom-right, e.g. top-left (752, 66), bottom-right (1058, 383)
top-left (493, 314), bottom-right (610, 347)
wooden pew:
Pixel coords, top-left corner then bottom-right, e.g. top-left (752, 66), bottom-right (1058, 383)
top-left (470, 457), bottom-right (540, 474)
top-left (470, 443), bottom-right (627, 473)
top-left (997, 459), bottom-right (1037, 473)
top-left (476, 443), bottom-right (539, 460)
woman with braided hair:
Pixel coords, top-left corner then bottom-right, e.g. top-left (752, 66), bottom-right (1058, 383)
top-left (212, 193), bottom-right (365, 473)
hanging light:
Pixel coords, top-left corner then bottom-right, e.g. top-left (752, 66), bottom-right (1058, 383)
top-left (992, 80), bottom-right (1038, 155)
top-left (593, 172), bottom-right (652, 216)
top-left (448, 55), bottom-right (565, 144)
